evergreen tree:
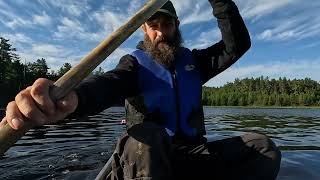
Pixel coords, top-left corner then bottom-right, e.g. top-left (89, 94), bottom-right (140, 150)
top-left (57, 62), bottom-right (72, 77)
top-left (0, 37), bottom-right (19, 83)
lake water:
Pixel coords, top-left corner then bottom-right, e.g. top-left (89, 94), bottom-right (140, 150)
top-left (0, 107), bottom-right (319, 180)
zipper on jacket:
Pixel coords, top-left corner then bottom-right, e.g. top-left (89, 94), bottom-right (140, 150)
top-left (170, 67), bottom-right (182, 135)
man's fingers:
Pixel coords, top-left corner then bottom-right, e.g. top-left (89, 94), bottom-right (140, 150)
top-left (15, 88), bottom-right (47, 125)
top-left (30, 78), bottom-right (55, 115)
top-left (5, 102), bottom-right (24, 130)
top-left (56, 91), bottom-right (78, 114)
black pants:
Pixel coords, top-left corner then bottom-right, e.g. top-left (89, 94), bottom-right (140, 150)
top-left (111, 123), bottom-right (281, 180)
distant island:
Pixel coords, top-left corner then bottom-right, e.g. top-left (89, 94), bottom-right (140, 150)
top-left (1, 36), bottom-right (320, 108)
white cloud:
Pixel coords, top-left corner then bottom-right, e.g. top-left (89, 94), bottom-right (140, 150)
top-left (31, 44), bottom-right (66, 57)
top-left (127, 0), bottom-right (145, 15)
top-left (93, 11), bottom-right (126, 34)
top-left (257, 29), bottom-right (273, 40)
top-left (33, 11), bottom-right (52, 26)
top-left (17, 43), bottom-right (81, 71)
top-left (1, 33), bottom-right (33, 45)
top-left (180, 4), bottom-right (212, 25)
top-left (205, 59), bottom-right (320, 87)
top-left (171, 0), bottom-right (192, 15)
top-left (19, 52), bottom-right (81, 71)
top-left (100, 47), bottom-right (136, 70)
top-left (185, 28), bottom-right (221, 49)
top-left (15, 40), bottom-right (132, 72)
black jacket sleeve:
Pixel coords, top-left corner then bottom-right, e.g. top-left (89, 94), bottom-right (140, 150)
top-left (192, 0), bottom-right (251, 84)
top-left (71, 55), bottom-right (139, 117)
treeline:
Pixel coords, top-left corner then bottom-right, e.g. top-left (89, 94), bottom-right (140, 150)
top-left (202, 77), bottom-right (320, 107)
top-left (0, 37), bottom-right (104, 107)
top-left (2, 36), bottom-right (320, 108)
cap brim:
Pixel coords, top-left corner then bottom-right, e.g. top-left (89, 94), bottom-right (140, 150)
top-left (157, 9), bottom-right (178, 19)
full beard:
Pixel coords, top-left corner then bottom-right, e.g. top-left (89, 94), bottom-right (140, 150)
top-left (143, 30), bottom-right (182, 68)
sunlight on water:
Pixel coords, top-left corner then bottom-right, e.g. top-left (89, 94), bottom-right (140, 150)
top-left (0, 107), bottom-right (319, 179)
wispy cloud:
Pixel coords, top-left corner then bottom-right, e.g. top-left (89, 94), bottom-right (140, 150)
top-left (171, 0), bottom-right (212, 25)
top-left (206, 58), bottom-right (320, 87)
top-left (0, 3), bottom-right (52, 29)
top-left (54, 17), bottom-right (85, 39)
top-left (0, 10), bottom-right (33, 29)
top-left (93, 10), bottom-right (126, 35)
top-left (173, 0), bottom-right (212, 25)
top-left (172, 0), bottom-right (299, 25)
top-left (236, 0), bottom-right (298, 21)
top-left (53, 1), bottom-right (143, 43)
top-left (1, 33), bottom-right (33, 46)
top-left (43, 0), bottom-right (90, 17)
top-left (257, 12), bottom-right (320, 41)
top-left (54, 17), bottom-right (102, 42)
top-left (297, 42), bottom-right (320, 51)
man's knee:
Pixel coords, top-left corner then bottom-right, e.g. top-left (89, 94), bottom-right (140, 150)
top-left (116, 122), bottom-right (172, 161)
top-left (241, 133), bottom-right (281, 160)
top-left (112, 122), bottom-right (172, 179)
top-left (127, 122), bottom-right (171, 146)
top-left (241, 133), bottom-right (281, 178)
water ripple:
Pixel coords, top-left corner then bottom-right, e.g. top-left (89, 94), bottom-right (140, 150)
top-left (0, 107), bottom-right (319, 179)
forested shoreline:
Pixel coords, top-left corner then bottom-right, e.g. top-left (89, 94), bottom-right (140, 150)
top-left (203, 77), bottom-right (320, 107)
top-left (1, 36), bottom-right (320, 108)
top-left (0, 37), bottom-right (104, 107)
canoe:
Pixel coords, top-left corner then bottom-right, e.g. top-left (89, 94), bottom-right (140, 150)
top-left (95, 135), bottom-right (224, 180)
top-left (95, 150), bottom-right (114, 180)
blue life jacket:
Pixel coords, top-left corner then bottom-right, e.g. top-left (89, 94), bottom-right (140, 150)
top-left (125, 48), bottom-right (205, 137)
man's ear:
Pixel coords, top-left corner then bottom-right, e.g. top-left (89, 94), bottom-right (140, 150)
top-left (141, 24), bottom-right (147, 33)
top-left (176, 19), bottom-right (180, 28)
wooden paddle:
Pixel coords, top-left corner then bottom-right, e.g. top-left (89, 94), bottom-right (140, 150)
top-left (0, 0), bottom-right (169, 155)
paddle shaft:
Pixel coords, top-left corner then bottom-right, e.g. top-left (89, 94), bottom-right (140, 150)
top-left (0, 0), bottom-right (169, 155)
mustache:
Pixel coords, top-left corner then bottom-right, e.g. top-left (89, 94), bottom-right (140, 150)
top-left (153, 36), bottom-right (173, 47)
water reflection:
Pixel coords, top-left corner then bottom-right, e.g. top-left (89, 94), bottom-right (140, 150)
top-left (0, 107), bottom-right (319, 179)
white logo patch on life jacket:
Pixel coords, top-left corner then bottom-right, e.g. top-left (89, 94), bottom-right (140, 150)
top-left (185, 64), bottom-right (196, 71)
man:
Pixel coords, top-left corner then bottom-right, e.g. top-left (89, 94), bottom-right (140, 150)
top-left (1, 0), bottom-right (281, 179)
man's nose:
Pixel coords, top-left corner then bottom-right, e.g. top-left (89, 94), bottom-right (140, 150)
top-left (156, 29), bottom-right (163, 37)
top-left (156, 25), bottom-right (168, 39)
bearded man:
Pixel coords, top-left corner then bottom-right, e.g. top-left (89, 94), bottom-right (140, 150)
top-left (2, 0), bottom-right (281, 179)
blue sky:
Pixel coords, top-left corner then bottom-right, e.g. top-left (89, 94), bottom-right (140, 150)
top-left (0, 0), bottom-right (319, 87)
